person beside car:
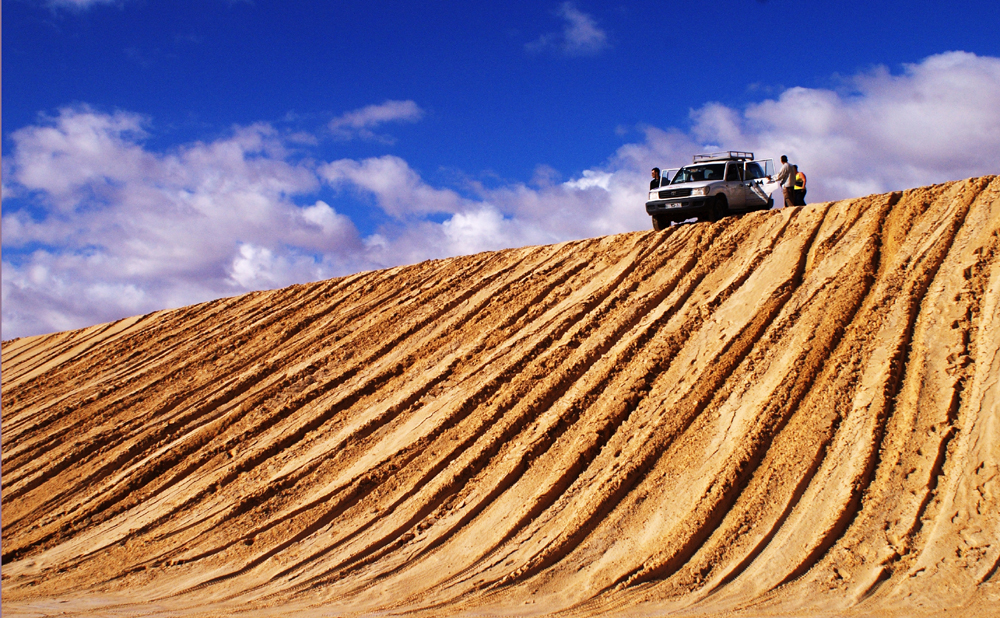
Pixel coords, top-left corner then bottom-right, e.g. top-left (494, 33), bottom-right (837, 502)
top-left (769, 155), bottom-right (795, 207)
top-left (794, 167), bottom-right (807, 205)
top-left (650, 167), bottom-right (662, 190)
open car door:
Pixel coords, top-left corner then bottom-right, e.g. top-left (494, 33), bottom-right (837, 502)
top-left (744, 160), bottom-right (773, 208)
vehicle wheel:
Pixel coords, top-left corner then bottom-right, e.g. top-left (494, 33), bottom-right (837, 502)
top-left (706, 195), bottom-right (728, 221)
top-left (652, 215), bottom-right (669, 231)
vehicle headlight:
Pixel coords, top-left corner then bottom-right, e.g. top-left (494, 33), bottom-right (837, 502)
top-left (692, 187), bottom-right (709, 196)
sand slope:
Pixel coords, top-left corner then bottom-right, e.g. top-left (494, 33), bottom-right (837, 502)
top-left (3, 176), bottom-right (1000, 617)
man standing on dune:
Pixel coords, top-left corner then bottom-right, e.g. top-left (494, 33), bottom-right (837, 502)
top-left (769, 155), bottom-right (796, 207)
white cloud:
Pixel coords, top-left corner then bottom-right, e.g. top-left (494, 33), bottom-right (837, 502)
top-left (690, 51), bottom-right (1000, 201)
top-left (319, 155), bottom-right (469, 218)
top-left (45, 0), bottom-right (126, 9)
top-left (329, 100), bottom-right (424, 142)
top-left (563, 170), bottom-right (613, 191)
top-left (44, 0), bottom-right (245, 10)
top-left (527, 2), bottom-right (609, 56)
top-left (2, 106), bottom-right (364, 339)
top-left (9, 108), bottom-right (149, 210)
top-left (229, 243), bottom-right (311, 289)
top-left (5, 52), bottom-right (1000, 340)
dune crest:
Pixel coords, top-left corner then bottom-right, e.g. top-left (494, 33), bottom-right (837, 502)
top-left (3, 176), bottom-right (1000, 617)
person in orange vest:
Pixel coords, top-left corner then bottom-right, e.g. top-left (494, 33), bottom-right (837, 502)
top-left (794, 165), bottom-right (807, 205)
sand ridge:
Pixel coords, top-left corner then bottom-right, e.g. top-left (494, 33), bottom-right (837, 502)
top-left (2, 176), bottom-right (1000, 617)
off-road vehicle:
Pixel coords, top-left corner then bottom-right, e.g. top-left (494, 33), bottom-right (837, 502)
top-left (646, 151), bottom-right (773, 230)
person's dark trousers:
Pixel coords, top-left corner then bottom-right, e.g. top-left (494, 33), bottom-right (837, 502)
top-left (783, 186), bottom-right (795, 207)
top-left (794, 189), bottom-right (806, 205)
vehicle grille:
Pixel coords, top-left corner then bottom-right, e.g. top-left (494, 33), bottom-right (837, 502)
top-left (659, 188), bottom-right (692, 199)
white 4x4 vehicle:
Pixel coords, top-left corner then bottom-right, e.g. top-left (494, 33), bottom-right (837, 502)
top-left (646, 151), bottom-right (774, 230)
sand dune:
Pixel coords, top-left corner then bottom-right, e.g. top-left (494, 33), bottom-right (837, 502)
top-left (3, 176), bottom-right (1000, 617)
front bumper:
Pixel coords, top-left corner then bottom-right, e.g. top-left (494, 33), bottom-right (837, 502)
top-left (645, 196), bottom-right (710, 216)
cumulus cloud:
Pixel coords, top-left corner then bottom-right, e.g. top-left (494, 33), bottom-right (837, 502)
top-left (2, 106), bottom-right (363, 339)
top-left (319, 155), bottom-right (469, 218)
top-left (329, 100), bottom-right (424, 142)
top-left (45, 0), bottom-right (126, 9)
top-left (527, 2), bottom-right (609, 56)
top-left (690, 51), bottom-right (1000, 201)
top-left (44, 0), bottom-right (244, 10)
top-left (8, 108), bottom-right (149, 210)
top-left (5, 52), bottom-right (1000, 339)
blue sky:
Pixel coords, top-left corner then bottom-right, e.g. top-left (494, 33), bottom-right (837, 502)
top-left (3, 0), bottom-right (1000, 339)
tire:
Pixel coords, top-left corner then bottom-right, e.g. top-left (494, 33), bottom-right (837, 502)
top-left (652, 215), bottom-right (669, 231)
top-left (704, 194), bottom-right (728, 222)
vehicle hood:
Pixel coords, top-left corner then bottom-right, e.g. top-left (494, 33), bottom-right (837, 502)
top-left (655, 180), bottom-right (715, 194)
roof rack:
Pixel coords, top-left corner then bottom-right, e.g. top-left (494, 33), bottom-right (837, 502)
top-left (692, 151), bottom-right (754, 163)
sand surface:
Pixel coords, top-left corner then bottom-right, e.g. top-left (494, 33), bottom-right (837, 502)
top-left (3, 176), bottom-right (1000, 617)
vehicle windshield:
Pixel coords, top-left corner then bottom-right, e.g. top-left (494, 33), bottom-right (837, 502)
top-left (670, 164), bottom-right (726, 184)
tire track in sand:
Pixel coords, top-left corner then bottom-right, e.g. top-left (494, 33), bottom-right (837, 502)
top-left (3, 176), bottom-right (999, 618)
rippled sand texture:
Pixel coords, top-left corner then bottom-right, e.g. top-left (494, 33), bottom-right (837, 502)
top-left (3, 176), bottom-right (1000, 617)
